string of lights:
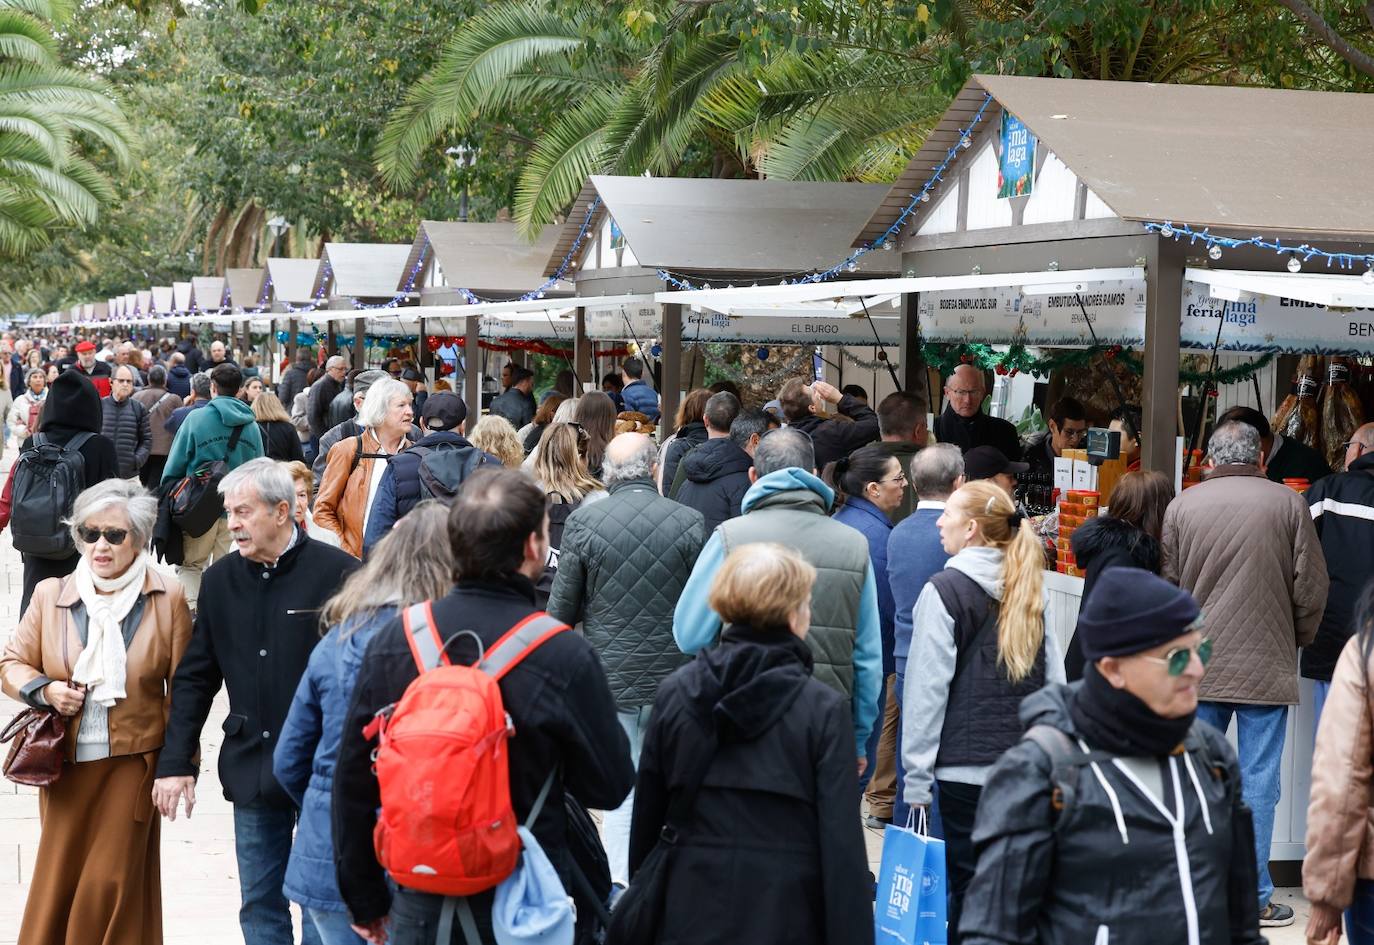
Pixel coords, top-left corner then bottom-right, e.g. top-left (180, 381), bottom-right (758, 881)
top-left (1144, 221), bottom-right (1374, 282)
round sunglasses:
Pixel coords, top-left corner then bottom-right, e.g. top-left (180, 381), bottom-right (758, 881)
top-left (1141, 638), bottom-right (1213, 676)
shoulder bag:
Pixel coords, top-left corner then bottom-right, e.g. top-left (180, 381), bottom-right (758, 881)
top-left (604, 725), bottom-right (718, 945)
top-left (1, 599), bottom-right (72, 786)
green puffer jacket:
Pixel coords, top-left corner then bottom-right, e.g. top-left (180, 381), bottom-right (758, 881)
top-left (547, 477), bottom-right (706, 709)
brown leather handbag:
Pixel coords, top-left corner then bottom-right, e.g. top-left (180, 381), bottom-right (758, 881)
top-left (1, 599), bottom-right (72, 787)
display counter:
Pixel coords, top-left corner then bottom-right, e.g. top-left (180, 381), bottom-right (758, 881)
top-left (1042, 569), bottom-right (1314, 865)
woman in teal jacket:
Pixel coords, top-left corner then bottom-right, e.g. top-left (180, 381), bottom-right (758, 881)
top-left (271, 503), bottom-right (453, 944)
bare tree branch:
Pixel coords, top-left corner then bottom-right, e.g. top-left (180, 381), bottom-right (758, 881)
top-left (1272, 0), bottom-right (1374, 79)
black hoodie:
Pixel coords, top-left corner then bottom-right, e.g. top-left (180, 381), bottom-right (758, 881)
top-left (27, 369), bottom-right (119, 482)
top-left (629, 626), bottom-right (873, 945)
top-left (1064, 516), bottom-right (1162, 680)
top-left (675, 436), bottom-right (753, 532)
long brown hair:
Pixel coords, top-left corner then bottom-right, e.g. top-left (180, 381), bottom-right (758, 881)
top-left (534, 393), bottom-right (565, 426)
top-left (534, 422), bottom-right (602, 501)
top-left (322, 502), bottom-right (453, 633)
top-left (252, 390), bottom-right (292, 424)
top-left (949, 480), bottom-right (1045, 683)
top-left (675, 388), bottom-right (711, 429)
top-left (574, 391), bottom-right (617, 472)
top-left (1107, 470), bottom-right (1172, 542)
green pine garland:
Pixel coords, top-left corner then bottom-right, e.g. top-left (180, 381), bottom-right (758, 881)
top-left (920, 343), bottom-right (1274, 388)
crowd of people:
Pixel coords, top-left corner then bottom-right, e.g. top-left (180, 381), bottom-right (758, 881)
top-left (2, 326), bottom-right (1374, 945)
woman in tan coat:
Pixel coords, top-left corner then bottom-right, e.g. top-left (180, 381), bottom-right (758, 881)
top-left (313, 376), bottom-right (412, 556)
top-left (1304, 593), bottom-right (1374, 945)
top-left (0, 477), bottom-right (193, 945)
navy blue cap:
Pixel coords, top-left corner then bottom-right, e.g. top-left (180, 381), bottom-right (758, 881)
top-left (1077, 567), bottom-right (1201, 660)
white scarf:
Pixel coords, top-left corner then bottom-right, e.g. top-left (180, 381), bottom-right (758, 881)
top-left (70, 552), bottom-right (148, 708)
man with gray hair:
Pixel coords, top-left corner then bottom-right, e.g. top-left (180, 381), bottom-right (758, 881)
top-left (155, 457), bottom-right (358, 945)
top-left (546, 432), bottom-right (705, 893)
top-left (1162, 419), bottom-right (1327, 927)
top-left (306, 355), bottom-right (348, 449)
top-left (166, 371), bottom-right (212, 437)
top-left (877, 442), bottom-right (964, 827)
top-left (674, 426), bottom-right (883, 774)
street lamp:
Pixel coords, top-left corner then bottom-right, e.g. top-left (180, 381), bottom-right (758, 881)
top-left (445, 145), bottom-right (477, 222)
top-left (266, 215), bottom-right (291, 257)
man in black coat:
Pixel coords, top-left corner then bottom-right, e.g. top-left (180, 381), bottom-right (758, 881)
top-left (778, 377), bottom-right (880, 472)
top-left (100, 364), bottom-right (152, 478)
top-left (676, 397), bottom-right (758, 532)
top-left (487, 364), bottom-right (536, 429)
top-left (335, 468), bottom-right (634, 942)
top-left (276, 350), bottom-right (312, 412)
top-left (932, 364), bottom-right (1020, 460)
top-left (153, 458), bottom-right (359, 945)
top-left (307, 355), bottom-right (348, 445)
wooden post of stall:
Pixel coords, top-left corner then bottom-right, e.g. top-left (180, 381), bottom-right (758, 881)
top-left (660, 302), bottom-right (682, 439)
top-left (897, 291), bottom-right (931, 416)
top-left (353, 317), bottom-right (366, 370)
top-left (326, 321), bottom-right (339, 360)
top-left (464, 315), bottom-right (482, 425)
top-left (418, 317), bottom-right (433, 384)
top-left (286, 318), bottom-right (298, 365)
top-left (1142, 238), bottom-right (1186, 481)
top-left (574, 307), bottom-right (592, 393)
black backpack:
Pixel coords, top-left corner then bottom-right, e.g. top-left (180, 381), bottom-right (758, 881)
top-left (169, 424), bottom-right (243, 538)
top-left (414, 441), bottom-right (489, 503)
top-left (10, 432), bottom-right (94, 559)
top-left (534, 496), bottom-right (582, 607)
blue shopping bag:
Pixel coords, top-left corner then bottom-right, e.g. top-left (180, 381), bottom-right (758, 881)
top-left (875, 811), bottom-right (948, 945)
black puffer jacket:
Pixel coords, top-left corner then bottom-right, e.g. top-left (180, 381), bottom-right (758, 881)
top-left (100, 394), bottom-right (151, 478)
top-left (959, 684), bottom-right (1264, 945)
top-left (659, 421), bottom-right (708, 497)
top-left (629, 626), bottom-right (873, 945)
top-left (546, 478), bottom-right (705, 709)
top-left (257, 419), bottom-right (306, 463)
top-left (675, 436), bottom-right (752, 533)
top-left (1064, 516), bottom-right (1161, 681)
top-left (1304, 452), bottom-right (1374, 681)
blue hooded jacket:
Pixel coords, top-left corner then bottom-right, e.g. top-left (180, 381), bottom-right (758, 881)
top-left (272, 607), bottom-right (396, 912)
top-left (672, 467), bottom-right (882, 753)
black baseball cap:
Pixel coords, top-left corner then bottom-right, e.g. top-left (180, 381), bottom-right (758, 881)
top-left (421, 391), bottom-right (467, 431)
top-left (964, 445), bottom-right (1029, 481)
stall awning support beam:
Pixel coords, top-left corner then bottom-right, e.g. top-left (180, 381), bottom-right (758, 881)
top-left (352, 318), bottom-right (366, 370)
top-left (465, 315), bottom-right (482, 425)
top-left (661, 303), bottom-right (682, 439)
top-left (1143, 238), bottom-right (1186, 480)
top-left (898, 292), bottom-right (928, 413)
top-left (326, 322), bottom-right (339, 360)
top-left (574, 307), bottom-right (592, 394)
top-left (286, 318), bottom-right (298, 365)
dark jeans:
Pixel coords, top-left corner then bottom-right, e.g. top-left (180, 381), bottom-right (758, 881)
top-left (1350, 878), bottom-right (1374, 945)
top-left (936, 779), bottom-right (982, 945)
top-left (859, 674), bottom-right (887, 792)
top-left (390, 888), bottom-right (496, 945)
top-left (233, 801), bottom-right (322, 945)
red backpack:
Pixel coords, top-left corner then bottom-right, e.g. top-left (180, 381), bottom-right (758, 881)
top-left (362, 602), bottom-right (569, 896)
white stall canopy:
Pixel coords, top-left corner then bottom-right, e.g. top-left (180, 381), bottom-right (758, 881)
top-left (151, 286), bottom-right (174, 314)
top-left (172, 282), bottom-right (193, 314)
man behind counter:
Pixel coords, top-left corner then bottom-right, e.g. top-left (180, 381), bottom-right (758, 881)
top-left (932, 364), bottom-right (1020, 460)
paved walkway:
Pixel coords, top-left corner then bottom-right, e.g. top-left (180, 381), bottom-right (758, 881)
top-left (0, 449), bottom-right (1312, 943)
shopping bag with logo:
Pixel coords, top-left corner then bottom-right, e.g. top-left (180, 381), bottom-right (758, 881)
top-left (875, 809), bottom-right (948, 945)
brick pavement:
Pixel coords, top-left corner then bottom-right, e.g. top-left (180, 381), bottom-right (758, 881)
top-left (0, 446), bottom-right (1310, 944)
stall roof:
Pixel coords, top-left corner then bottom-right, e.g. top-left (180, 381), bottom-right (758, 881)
top-left (315, 243), bottom-right (412, 299)
top-left (860, 75), bottom-right (1374, 245)
top-left (225, 268), bottom-right (268, 310)
top-left (151, 286), bottom-right (174, 313)
top-left (403, 221), bottom-right (568, 295)
top-left (544, 176), bottom-right (897, 278)
top-left (266, 258), bottom-right (322, 304)
top-left (190, 277), bottom-right (227, 311)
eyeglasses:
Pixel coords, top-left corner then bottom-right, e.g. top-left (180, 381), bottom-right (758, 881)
top-left (78, 526), bottom-right (129, 546)
top-left (1141, 638), bottom-right (1213, 676)
top-left (880, 471), bottom-right (908, 484)
top-left (945, 388), bottom-right (981, 398)
top-left (1061, 428), bottom-right (1088, 441)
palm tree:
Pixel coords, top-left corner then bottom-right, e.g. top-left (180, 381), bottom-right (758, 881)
top-left (0, 0), bottom-right (130, 257)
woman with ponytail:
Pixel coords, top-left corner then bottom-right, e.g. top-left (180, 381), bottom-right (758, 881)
top-left (829, 447), bottom-right (906, 792)
top-left (899, 479), bottom-right (1063, 942)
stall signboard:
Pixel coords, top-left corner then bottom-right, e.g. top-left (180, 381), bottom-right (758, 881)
top-left (585, 303), bottom-right (660, 341)
top-left (917, 278), bottom-right (1146, 347)
top-left (1179, 280), bottom-right (1374, 354)
top-left (998, 112), bottom-right (1036, 199)
top-left (479, 314), bottom-right (573, 342)
top-left (685, 309), bottom-right (900, 345)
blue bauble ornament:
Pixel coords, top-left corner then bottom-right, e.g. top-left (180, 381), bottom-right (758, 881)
top-left (650, 343), bottom-right (663, 357)
top-left (757, 347), bottom-right (769, 361)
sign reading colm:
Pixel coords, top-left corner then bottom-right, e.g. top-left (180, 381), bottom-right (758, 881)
top-left (998, 111), bottom-right (1036, 200)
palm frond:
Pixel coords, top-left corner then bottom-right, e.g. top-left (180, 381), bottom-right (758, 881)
top-left (512, 86), bottom-right (617, 239)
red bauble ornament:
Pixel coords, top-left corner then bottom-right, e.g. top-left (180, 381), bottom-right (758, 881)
top-left (994, 364), bottom-right (1008, 376)
top-left (1009, 368), bottom-right (1019, 377)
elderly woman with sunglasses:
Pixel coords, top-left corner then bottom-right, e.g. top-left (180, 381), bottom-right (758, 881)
top-left (1, 478), bottom-right (193, 945)
top-left (956, 567), bottom-right (1265, 945)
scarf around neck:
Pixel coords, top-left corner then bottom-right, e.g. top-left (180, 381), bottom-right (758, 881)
top-left (1070, 663), bottom-right (1195, 757)
top-left (70, 552), bottom-right (148, 709)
